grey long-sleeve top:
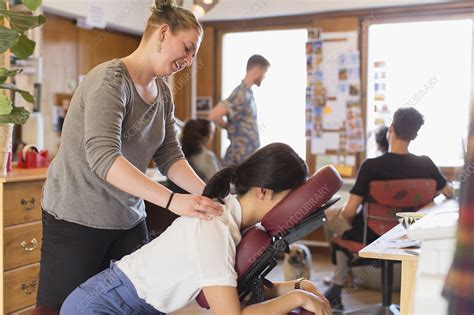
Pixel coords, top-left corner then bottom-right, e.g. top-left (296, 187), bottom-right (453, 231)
top-left (42, 59), bottom-right (184, 229)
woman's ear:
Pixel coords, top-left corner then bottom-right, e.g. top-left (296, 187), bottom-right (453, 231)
top-left (257, 188), bottom-right (267, 200)
top-left (157, 23), bottom-right (170, 41)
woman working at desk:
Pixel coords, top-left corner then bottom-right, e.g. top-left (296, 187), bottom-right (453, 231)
top-left (36, 0), bottom-right (222, 311)
top-left (324, 107), bottom-right (453, 310)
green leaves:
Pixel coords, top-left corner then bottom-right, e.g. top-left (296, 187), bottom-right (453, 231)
top-left (0, 83), bottom-right (35, 104)
top-left (0, 68), bottom-right (22, 84)
top-left (0, 106), bottom-right (30, 124)
top-left (0, 94), bottom-right (13, 116)
top-left (22, 0), bottom-right (42, 12)
top-left (0, 4), bottom-right (46, 59)
top-left (0, 0), bottom-right (42, 125)
top-left (0, 10), bottom-right (46, 33)
top-left (11, 34), bottom-right (35, 59)
top-left (0, 26), bottom-right (19, 53)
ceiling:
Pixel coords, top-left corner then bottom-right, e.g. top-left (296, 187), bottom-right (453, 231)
top-left (42, 0), bottom-right (456, 35)
top-left (197, 0), bottom-right (453, 21)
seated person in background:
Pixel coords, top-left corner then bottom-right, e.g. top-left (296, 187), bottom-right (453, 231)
top-left (181, 119), bottom-right (222, 182)
top-left (324, 107), bottom-right (453, 310)
top-left (60, 143), bottom-right (331, 315)
top-left (322, 124), bottom-right (390, 288)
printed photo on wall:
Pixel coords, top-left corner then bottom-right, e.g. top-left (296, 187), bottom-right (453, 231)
top-left (196, 97), bottom-right (213, 119)
top-left (308, 28), bottom-right (322, 40)
top-left (338, 69), bottom-right (348, 80)
top-left (196, 97), bottom-right (212, 112)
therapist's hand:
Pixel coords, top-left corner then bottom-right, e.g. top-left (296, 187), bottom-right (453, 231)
top-left (168, 193), bottom-right (223, 220)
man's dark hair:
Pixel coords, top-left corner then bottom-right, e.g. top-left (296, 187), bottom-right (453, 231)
top-left (392, 107), bottom-right (424, 141)
top-left (375, 125), bottom-right (389, 153)
top-left (246, 54), bottom-right (270, 71)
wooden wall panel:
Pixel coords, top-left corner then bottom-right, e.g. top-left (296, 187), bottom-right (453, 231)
top-left (171, 67), bottom-right (192, 121)
top-left (41, 14), bottom-right (140, 156)
top-left (196, 26), bottom-right (216, 99)
top-left (77, 28), bottom-right (140, 76)
top-left (196, 26), bottom-right (217, 149)
top-left (41, 14), bottom-right (79, 155)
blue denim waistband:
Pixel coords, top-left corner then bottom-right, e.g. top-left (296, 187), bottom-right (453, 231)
top-left (110, 262), bottom-right (163, 314)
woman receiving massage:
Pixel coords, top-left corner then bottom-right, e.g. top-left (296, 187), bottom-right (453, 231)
top-left (60, 143), bottom-right (331, 315)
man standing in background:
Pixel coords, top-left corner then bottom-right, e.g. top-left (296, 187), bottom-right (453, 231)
top-left (208, 54), bottom-right (270, 166)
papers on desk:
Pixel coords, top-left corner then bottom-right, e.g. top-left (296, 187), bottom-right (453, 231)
top-left (408, 199), bottom-right (459, 240)
top-left (379, 239), bottom-right (420, 249)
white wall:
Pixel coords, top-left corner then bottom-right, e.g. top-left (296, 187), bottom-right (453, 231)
top-left (42, 0), bottom-right (157, 35)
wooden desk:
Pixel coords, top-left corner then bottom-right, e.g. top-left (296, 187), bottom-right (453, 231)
top-left (359, 224), bottom-right (419, 315)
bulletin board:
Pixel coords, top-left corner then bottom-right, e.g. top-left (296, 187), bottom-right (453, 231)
top-left (305, 28), bottom-right (364, 177)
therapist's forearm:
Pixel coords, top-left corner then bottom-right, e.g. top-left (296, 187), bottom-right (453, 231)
top-left (167, 159), bottom-right (206, 195)
top-left (105, 155), bottom-right (172, 208)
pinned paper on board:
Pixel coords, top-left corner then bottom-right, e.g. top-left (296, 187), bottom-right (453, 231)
top-left (323, 99), bottom-right (346, 130)
top-left (311, 137), bottom-right (326, 154)
top-left (323, 132), bottom-right (340, 151)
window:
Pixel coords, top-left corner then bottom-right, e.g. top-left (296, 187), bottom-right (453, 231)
top-left (221, 29), bottom-right (307, 158)
top-left (366, 19), bottom-right (472, 167)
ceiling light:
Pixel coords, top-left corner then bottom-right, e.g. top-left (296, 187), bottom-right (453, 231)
top-left (192, 0), bottom-right (218, 17)
top-left (192, 4), bottom-right (206, 18)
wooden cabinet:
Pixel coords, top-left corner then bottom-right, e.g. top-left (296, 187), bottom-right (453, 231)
top-left (1, 168), bottom-right (47, 314)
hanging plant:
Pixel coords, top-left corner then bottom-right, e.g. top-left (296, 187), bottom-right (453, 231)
top-left (0, 0), bottom-right (46, 125)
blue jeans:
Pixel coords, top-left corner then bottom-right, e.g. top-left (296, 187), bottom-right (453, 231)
top-left (60, 262), bottom-right (165, 314)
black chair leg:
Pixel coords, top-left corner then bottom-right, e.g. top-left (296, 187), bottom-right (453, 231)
top-left (382, 260), bottom-right (394, 307)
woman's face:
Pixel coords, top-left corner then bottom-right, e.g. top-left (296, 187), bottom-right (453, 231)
top-left (150, 25), bottom-right (201, 77)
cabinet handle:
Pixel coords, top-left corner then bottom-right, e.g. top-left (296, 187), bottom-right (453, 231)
top-left (21, 279), bottom-right (37, 294)
top-left (20, 197), bottom-right (36, 211)
top-left (21, 238), bottom-right (38, 251)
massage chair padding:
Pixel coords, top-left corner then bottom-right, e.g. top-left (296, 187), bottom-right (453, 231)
top-left (196, 165), bottom-right (342, 310)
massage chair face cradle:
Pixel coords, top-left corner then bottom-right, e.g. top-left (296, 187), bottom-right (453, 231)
top-left (196, 165), bottom-right (343, 314)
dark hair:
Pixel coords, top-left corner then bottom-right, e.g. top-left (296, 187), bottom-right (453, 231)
top-left (392, 107), bottom-right (424, 141)
top-left (144, 0), bottom-right (203, 40)
top-left (246, 54), bottom-right (270, 71)
top-left (375, 125), bottom-right (389, 153)
top-left (203, 143), bottom-right (308, 200)
top-left (181, 119), bottom-right (212, 158)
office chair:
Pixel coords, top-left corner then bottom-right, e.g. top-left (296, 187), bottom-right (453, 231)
top-left (332, 178), bottom-right (437, 314)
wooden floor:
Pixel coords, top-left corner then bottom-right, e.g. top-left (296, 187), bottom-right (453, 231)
top-left (172, 250), bottom-right (400, 314)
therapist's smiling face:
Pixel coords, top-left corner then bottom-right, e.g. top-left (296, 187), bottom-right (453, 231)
top-left (151, 25), bottom-right (201, 77)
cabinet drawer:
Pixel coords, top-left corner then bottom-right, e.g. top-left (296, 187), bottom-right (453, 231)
top-left (4, 222), bottom-right (42, 271)
top-left (5, 264), bottom-right (40, 314)
top-left (8, 304), bottom-right (35, 315)
top-left (4, 181), bottom-right (43, 226)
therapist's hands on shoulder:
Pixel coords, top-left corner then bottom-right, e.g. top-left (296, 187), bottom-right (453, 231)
top-left (169, 193), bottom-right (223, 220)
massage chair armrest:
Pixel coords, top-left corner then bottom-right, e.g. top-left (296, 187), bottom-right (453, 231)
top-left (282, 195), bottom-right (340, 245)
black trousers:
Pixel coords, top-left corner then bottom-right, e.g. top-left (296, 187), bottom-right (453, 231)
top-left (36, 210), bottom-right (149, 310)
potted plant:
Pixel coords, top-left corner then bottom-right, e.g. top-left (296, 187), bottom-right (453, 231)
top-left (0, 0), bottom-right (46, 174)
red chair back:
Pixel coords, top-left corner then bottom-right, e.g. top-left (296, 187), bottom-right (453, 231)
top-left (366, 179), bottom-right (437, 236)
